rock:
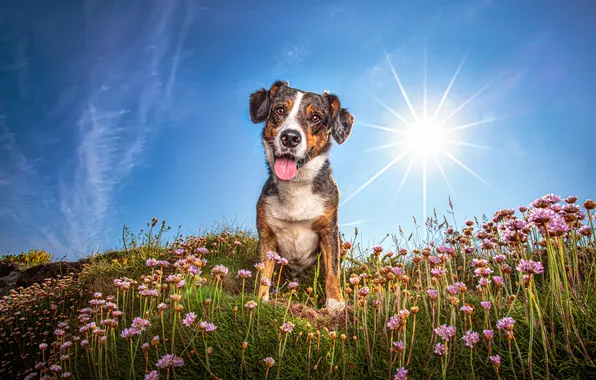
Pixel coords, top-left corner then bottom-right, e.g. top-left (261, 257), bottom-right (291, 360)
top-left (2, 271), bottom-right (23, 286)
top-left (15, 261), bottom-right (84, 288)
top-left (0, 261), bottom-right (17, 277)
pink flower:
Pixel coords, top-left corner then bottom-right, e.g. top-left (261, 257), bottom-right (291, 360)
top-left (462, 330), bottom-right (480, 348)
top-left (199, 321), bottom-right (217, 333)
top-left (426, 289), bottom-right (438, 300)
top-left (358, 287), bottom-right (371, 297)
top-left (434, 343), bottom-right (446, 356)
top-left (480, 301), bottom-right (492, 310)
top-left (394, 367), bottom-right (408, 380)
top-left (238, 269), bottom-right (252, 279)
top-left (183, 312), bottom-right (197, 327)
top-left (155, 354), bottom-right (185, 369)
top-left (516, 260), bottom-right (544, 275)
top-left (386, 316), bottom-right (400, 331)
top-left (280, 322), bottom-right (295, 334)
top-left (264, 357), bottom-right (275, 368)
top-left (490, 355), bottom-right (501, 368)
top-left (145, 370), bottom-right (159, 380)
top-left (434, 324), bottom-right (456, 341)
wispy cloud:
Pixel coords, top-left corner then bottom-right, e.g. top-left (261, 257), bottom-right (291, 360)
top-left (0, 0), bottom-right (199, 258)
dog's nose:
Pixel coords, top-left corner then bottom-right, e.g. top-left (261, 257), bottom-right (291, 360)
top-left (280, 130), bottom-right (301, 148)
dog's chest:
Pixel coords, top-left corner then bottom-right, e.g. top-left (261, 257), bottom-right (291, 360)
top-left (264, 183), bottom-right (325, 268)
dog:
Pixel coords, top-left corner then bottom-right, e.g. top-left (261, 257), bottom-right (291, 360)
top-left (248, 80), bottom-right (354, 312)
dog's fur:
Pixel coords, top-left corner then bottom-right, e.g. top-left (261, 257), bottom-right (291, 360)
top-left (248, 80), bottom-right (354, 311)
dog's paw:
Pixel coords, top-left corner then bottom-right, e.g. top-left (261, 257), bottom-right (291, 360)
top-left (325, 298), bottom-right (345, 312)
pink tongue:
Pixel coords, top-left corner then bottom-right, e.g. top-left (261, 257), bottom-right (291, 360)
top-left (274, 158), bottom-right (298, 180)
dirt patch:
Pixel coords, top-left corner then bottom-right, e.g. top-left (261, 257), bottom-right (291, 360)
top-left (269, 299), bottom-right (353, 330)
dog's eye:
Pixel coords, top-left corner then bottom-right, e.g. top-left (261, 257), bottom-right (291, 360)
top-left (311, 114), bottom-right (321, 123)
top-left (275, 107), bottom-right (285, 116)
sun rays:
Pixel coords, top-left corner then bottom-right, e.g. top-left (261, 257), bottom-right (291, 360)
top-left (341, 50), bottom-right (504, 231)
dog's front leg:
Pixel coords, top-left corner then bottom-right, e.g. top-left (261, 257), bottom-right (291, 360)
top-left (319, 223), bottom-right (345, 312)
top-left (256, 203), bottom-right (277, 302)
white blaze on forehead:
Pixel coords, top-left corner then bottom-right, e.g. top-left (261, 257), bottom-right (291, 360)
top-left (287, 91), bottom-right (304, 120)
top-left (275, 91), bottom-right (307, 157)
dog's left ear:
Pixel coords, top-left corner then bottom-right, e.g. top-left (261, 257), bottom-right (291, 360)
top-left (325, 93), bottom-right (355, 145)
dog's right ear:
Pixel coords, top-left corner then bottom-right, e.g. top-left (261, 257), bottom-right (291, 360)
top-left (249, 80), bottom-right (289, 124)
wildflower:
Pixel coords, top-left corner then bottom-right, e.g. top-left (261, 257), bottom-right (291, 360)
top-left (461, 305), bottom-right (474, 315)
top-left (61, 373), bottom-right (72, 379)
top-left (394, 367), bottom-right (408, 380)
top-left (434, 343), bottom-right (446, 356)
top-left (280, 322), bottom-right (295, 334)
top-left (446, 285), bottom-right (458, 295)
top-left (197, 247), bottom-right (209, 255)
top-left (146, 258), bottom-right (159, 267)
top-left (211, 265), bottom-right (229, 279)
top-left (49, 364), bottom-right (62, 373)
top-left (489, 355), bottom-right (501, 369)
top-left (483, 329), bottom-right (494, 341)
top-left (426, 289), bottom-right (438, 301)
top-left (398, 309), bottom-right (410, 320)
top-left (264, 357), bottom-right (275, 368)
top-left (547, 215), bottom-right (570, 236)
top-left (462, 330), bottom-right (480, 348)
top-left (516, 259), bottom-right (544, 275)
top-left (145, 370), bottom-right (159, 380)
top-left (527, 208), bottom-right (556, 225)
top-left (120, 328), bottom-right (140, 339)
top-left (480, 301), bottom-right (492, 310)
top-left (183, 312), bottom-right (197, 327)
top-left (245, 300), bottom-right (257, 310)
top-left (371, 245), bottom-right (384, 255)
top-left (393, 340), bottom-right (405, 353)
top-left (39, 343), bottom-right (48, 350)
top-left (131, 317), bottom-right (151, 332)
top-left (386, 316), bottom-right (400, 331)
top-left (431, 268), bottom-right (447, 278)
top-left (254, 262), bottom-right (265, 271)
top-left (579, 225), bottom-right (592, 236)
top-left (199, 321), bottom-right (217, 333)
top-left (152, 336), bottom-right (160, 346)
top-left (434, 324), bottom-right (456, 341)
top-left (261, 277), bottom-right (272, 286)
top-left (238, 269), bottom-right (252, 279)
top-left (492, 276), bottom-right (504, 287)
top-left (349, 275), bottom-right (361, 286)
top-left (455, 282), bottom-right (467, 292)
top-left (177, 279), bottom-right (186, 288)
top-left (288, 281), bottom-right (299, 290)
top-left (497, 317), bottom-right (516, 339)
top-left (155, 354), bottom-right (185, 369)
top-left (358, 286), bottom-right (371, 297)
top-left (584, 199), bottom-right (596, 210)
top-left (158, 303), bottom-right (169, 311)
top-left (267, 251), bottom-right (281, 262)
top-left (174, 249), bottom-right (185, 256)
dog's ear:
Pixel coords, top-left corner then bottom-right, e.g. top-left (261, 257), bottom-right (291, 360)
top-left (325, 93), bottom-right (355, 145)
top-left (249, 80), bottom-right (290, 124)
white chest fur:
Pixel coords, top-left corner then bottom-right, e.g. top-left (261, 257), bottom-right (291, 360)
top-left (264, 181), bottom-right (325, 269)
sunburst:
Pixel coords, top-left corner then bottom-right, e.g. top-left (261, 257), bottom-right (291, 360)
top-left (341, 49), bottom-right (505, 236)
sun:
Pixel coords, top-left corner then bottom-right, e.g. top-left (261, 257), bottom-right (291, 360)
top-left (341, 49), bottom-right (504, 236)
top-left (405, 118), bottom-right (448, 157)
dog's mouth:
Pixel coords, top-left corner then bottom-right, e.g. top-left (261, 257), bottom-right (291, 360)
top-left (273, 153), bottom-right (309, 181)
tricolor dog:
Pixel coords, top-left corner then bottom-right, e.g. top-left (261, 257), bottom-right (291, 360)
top-left (248, 80), bottom-right (354, 312)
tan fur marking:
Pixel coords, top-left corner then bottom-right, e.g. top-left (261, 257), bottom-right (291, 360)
top-left (313, 206), bottom-right (344, 305)
top-left (256, 200), bottom-right (277, 300)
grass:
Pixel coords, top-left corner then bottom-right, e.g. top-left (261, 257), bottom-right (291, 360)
top-left (1, 194), bottom-right (596, 380)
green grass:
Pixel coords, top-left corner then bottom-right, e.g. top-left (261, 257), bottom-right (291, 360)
top-left (1, 195), bottom-right (596, 380)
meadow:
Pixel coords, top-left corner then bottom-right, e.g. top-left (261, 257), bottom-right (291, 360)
top-left (1, 193), bottom-right (595, 380)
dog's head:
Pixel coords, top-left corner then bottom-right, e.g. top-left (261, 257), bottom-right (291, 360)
top-left (249, 80), bottom-right (355, 181)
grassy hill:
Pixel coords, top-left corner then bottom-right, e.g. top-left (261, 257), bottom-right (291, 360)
top-left (1, 194), bottom-right (596, 379)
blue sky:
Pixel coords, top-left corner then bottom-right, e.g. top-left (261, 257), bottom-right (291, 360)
top-left (1, 0), bottom-right (595, 259)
